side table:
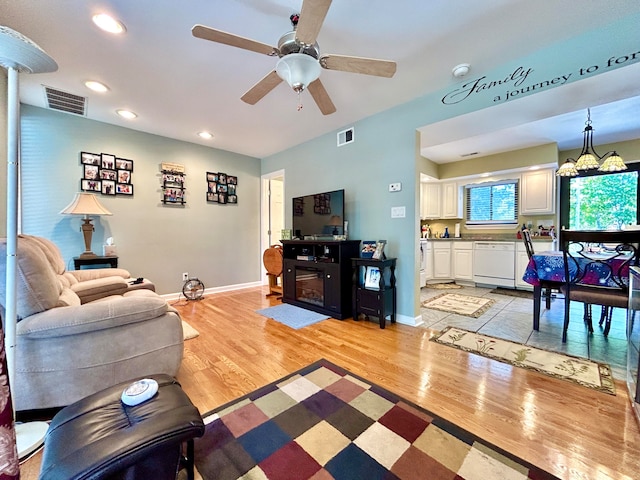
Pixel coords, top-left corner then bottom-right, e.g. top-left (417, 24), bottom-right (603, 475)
top-left (74, 255), bottom-right (119, 270)
top-left (352, 257), bottom-right (396, 329)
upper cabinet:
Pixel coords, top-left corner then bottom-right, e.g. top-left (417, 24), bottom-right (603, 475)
top-left (442, 182), bottom-right (463, 218)
top-left (520, 168), bottom-right (556, 215)
top-left (421, 183), bottom-right (441, 219)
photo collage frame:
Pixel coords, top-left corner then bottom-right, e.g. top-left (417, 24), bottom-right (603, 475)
top-left (206, 171), bottom-right (237, 204)
top-left (80, 151), bottom-right (134, 196)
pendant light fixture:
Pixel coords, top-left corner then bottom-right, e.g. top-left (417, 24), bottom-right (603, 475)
top-left (573, 109), bottom-right (627, 172)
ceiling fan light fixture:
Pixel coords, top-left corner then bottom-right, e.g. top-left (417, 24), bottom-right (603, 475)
top-left (276, 53), bottom-right (321, 92)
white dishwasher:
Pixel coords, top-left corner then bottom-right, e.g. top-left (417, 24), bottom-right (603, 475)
top-left (473, 242), bottom-right (516, 287)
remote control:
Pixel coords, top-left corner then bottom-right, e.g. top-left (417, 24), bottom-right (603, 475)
top-left (121, 378), bottom-right (159, 406)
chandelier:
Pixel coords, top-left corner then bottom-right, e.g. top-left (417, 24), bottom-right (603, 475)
top-left (556, 109), bottom-right (627, 177)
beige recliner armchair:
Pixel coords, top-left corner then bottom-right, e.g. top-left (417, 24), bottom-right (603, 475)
top-left (0, 235), bottom-right (184, 411)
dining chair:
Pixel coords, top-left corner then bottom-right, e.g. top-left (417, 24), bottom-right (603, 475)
top-left (522, 229), bottom-right (555, 310)
top-left (560, 230), bottom-right (640, 343)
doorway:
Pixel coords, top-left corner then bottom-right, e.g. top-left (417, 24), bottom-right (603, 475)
top-left (261, 170), bottom-right (285, 284)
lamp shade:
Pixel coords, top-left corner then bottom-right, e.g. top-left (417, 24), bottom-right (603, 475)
top-left (60, 193), bottom-right (112, 216)
top-left (276, 53), bottom-right (321, 92)
top-left (598, 152), bottom-right (627, 172)
top-left (556, 158), bottom-right (578, 177)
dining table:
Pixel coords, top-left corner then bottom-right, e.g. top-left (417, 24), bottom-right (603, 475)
top-left (522, 249), bottom-right (632, 330)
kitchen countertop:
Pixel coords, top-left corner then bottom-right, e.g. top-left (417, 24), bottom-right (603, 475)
top-left (421, 235), bottom-right (555, 242)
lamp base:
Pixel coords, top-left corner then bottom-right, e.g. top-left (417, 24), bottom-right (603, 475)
top-left (79, 251), bottom-right (98, 258)
top-left (16, 420), bottom-right (49, 460)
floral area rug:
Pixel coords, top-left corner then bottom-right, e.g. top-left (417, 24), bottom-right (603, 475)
top-left (421, 293), bottom-right (495, 318)
top-left (431, 327), bottom-right (615, 395)
top-left (193, 359), bottom-right (559, 479)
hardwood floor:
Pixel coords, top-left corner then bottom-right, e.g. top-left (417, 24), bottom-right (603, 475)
top-left (20, 286), bottom-right (640, 479)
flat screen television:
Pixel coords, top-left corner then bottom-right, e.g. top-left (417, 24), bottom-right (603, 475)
top-left (292, 189), bottom-right (345, 239)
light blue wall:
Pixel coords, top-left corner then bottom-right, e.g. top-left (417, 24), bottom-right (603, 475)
top-left (20, 105), bottom-right (262, 294)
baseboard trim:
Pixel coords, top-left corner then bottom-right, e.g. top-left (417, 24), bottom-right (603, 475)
top-left (161, 281), bottom-right (262, 301)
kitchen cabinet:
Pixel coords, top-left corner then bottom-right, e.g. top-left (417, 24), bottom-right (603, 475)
top-left (442, 182), bottom-right (463, 218)
top-left (520, 168), bottom-right (556, 215)
top-left (453, 241), bottom-right (474, 281)
top-left (515, 240), bottom-right (553, 289)
top-left (424, 241), bottom-right (433, 281)
top-left (433, 242), bottom-right (452, 279)
top-left (421, 183), bottom-right (441, 219)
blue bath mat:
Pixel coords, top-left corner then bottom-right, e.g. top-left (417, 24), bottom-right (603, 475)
top-left (256, 303), bottom-right (329, 329)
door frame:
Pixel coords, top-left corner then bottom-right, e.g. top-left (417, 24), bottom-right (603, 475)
top-left (260, 169), bottom-right (285, 284)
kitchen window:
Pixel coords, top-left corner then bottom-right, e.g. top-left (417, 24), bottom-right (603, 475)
top-left (559, 163), bottom-right (640, 230)
top-left (465, 179), bottom-right (518, 225)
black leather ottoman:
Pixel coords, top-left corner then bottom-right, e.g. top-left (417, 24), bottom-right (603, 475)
top-left (39, 374), bottom-right (205, 480)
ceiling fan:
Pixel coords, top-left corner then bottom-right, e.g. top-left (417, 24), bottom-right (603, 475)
top-left (191, 0), bottom-right (397, 115)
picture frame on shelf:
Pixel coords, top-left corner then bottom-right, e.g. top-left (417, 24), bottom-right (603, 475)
top-left (372, 240), bottom-right (387, 260)
top-left (361, 240), bottom-right (376, 258)
top-left (364, 266), bottom-right (381, 289)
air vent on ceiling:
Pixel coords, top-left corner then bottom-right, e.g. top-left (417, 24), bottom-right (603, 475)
top-left (44, 86), bottom-right (87, 116)
top-left (337, 127), bottom-right (354, 147)
top-left (460, 151), bottom-right (479, 158)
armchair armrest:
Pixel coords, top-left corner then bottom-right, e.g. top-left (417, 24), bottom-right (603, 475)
top-left (68, 267), bottom-right (131, 282)
top-left (70, 276), bottom-right (129, 303)
top-left (17, 296), bottom-right (170, 338)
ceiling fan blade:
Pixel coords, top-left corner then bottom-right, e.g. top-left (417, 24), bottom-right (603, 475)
top-left (241, 70), bottom-right (283, 105)
top-left (192, 24), bottom-right (278, 56)
top-left (320, 54), bottom-right (397, 78)
top-left (307, 79), bottom-right (336, 115)
top-left (296, 0), bottom-right (332, 45)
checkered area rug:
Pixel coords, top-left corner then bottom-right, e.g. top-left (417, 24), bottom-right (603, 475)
top-left (193, 359), bottom-right (557, 479)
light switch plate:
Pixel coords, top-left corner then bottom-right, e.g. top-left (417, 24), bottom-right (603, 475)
top-left (391, 206), bottom-right (406, 218)
top-left (389, 182), bottom-right (402, 192)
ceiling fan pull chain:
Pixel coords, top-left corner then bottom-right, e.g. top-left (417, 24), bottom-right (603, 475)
top-left (297, 90), bottom-right (303, 111)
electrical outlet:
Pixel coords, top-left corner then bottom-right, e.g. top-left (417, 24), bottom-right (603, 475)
top-left (182, 272), bottom-right (189, 281)
top-left (391, 206), bottom-right (406, 218)
top-left (389, 182), bottom-right (402, 192)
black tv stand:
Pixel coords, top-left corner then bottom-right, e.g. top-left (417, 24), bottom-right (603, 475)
top-left (281, 240), bottom-right (360, 319)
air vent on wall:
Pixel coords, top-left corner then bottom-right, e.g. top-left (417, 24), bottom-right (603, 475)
top-left (337, 127), bottom-right (354, 147)
top-left (44, 86), bottom-right (87, 116)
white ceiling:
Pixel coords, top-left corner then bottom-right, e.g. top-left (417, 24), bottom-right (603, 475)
top-left (2, 0), bottom-right (639, 160)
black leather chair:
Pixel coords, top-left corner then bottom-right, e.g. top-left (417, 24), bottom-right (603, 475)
top-left (39, 374), bottom-right (205, 480)
top-left (560, 229), bottom-right (639, 343)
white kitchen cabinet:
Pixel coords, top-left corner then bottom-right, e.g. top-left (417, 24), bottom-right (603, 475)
top-left (421, 183), bottom-right (441, 219)
top-left (520, 168), bottom-right (556, 215)
top-left (433, 241), bottom-right (452, 279)
top-left (422, 240), bottom-right (433, 282)
top-left (442, 182), bottom-right (463, 218)
top-left (453, 241), bottom-right (474, 281)
top-left (515, 240), bottom-right (554, 289)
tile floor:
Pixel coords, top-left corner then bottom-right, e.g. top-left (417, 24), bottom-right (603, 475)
top-left (420, 284), bottom-right (628, 380)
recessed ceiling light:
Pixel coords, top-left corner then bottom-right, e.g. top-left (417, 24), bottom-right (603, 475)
top-left (92, 13), bottom-right (126, 34)
top-left (116, 109), bottom-right (137, 119)
top-left (84, 80), bottom-right (109, 92)
top-left (529, 165), bottom-right (540, 170)
top-left (198, 131), bottom-right (213, 140)
top-left (480, 173), bottom-right (491, 177)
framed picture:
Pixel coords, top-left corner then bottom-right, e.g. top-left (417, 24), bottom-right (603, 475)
top-left (218, 193), bottom-right (228, 204)
top-left (227, 175), bottom-right (237, 185)
top-left (228, 194), bottom-right (237, 204)
top-left (80, 151), bottom-right (101, 165)
top-left (100, 169), bottom-right (117, 180)
top-left (101, 153), bottom-right (116, 170)
top-left (81, 179), bottom-right (101, 192)
top-left (218, 173), bottom-right (227, 185)
top-left (206, 172), bottom-right (218, 182)
top-left (217, 184), bottom-right (228, 193)
top-left (361, 240), bottom-right (376, 258)
top-left (364, 266), bottom-right (381, 289)
top-left (101, 180), bottom-right (116, 195)
top-left (118, 170), bottom-right (131, 184)
top-left (116, 183), bottom-right (133, 195)
top-left (83, 164), bottom-right (99, 180)
top-left (116, 158), bottom-right (133, 171)
top-left (228, 184), bottom-right (236, 195)
top-left (372, 240), bottom-right (387, 260)
top-left (207, 191), bottom-right (218, 202)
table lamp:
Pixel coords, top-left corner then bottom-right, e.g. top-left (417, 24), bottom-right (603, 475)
top-left (60, 193), bottom-right (112, 258)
